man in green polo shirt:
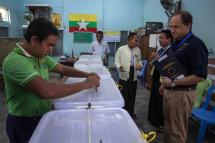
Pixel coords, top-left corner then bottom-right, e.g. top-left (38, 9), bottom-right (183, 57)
top-left (2, 18), bottom-right (100, 143)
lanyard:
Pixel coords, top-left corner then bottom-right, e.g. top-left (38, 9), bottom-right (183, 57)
top-left (158, 45), bottom-right (171, 58)
top-left (172, 32), bottom-right (192, 51)
top-left (151, 45), bottom-right (170, 64)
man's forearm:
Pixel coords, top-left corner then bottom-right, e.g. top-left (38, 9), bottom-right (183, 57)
top-left (174, 74), bottom-right (204, 86)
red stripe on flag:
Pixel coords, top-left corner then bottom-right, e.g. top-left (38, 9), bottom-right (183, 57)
top-left (69, 27), bottom-right (97, 33)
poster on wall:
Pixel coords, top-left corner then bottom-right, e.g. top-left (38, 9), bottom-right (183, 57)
top-left (149, 34), bottom-right (160, 48)
top-left (74, 32), bottom-right (93, 43)
top-left (103, 31), bottom-right (121, 42)
top-left (69, 14), bottom-right (97, 33)
top-left (51, 13), bottom-right (62, 28)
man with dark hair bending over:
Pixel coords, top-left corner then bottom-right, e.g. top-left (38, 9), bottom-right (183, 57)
top-left (2, 18), bottom-right (100, 143)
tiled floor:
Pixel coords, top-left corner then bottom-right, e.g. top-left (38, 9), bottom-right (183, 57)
top-left (0, 67), bottom-right (215, 143)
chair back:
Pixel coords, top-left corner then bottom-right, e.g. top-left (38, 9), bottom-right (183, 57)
top-left (202, 85), bottom-right (215, 111)
top-left (137, 60), bottom-right (147, 84)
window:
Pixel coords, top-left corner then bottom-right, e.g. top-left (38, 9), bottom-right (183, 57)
top-left (0, 6), bottom-right (10, 22)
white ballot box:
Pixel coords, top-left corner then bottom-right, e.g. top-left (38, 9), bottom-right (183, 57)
top-left (75, 58), bottom-right (103, 67)
top-left (54, 77), bottom-right (124, 109)
top-left (75, 64), bottom-right (111, 79)
top-left (79, 55), bottom-right (102, 61)
top-left (29, 108), bottom-right (147, 143)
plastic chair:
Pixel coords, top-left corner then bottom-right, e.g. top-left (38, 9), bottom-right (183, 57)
top-left (137, 60), bottom-right (147, 85)
top-left (192, 85), bottom-right (215, 143)
top-left (194, 79), bottom-right (212, 108)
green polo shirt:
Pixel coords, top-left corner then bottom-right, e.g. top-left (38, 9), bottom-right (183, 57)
top-left (2, 45), bottom-right (57, 117)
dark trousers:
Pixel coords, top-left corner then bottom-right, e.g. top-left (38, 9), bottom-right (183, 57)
top-left (6, 114), bottom-right (41, 143)
top-left (148, 81), bottom-right (164, 127)
top-left (148, 69), bottom-right (164, 127)
top-left (119, 66), bottom-right (137, 117)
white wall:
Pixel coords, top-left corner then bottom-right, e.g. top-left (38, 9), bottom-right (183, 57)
top-left (143, 0), bottom-right (168, 26)
top-left (20, 0), bottom-right (145, 56)
top-left (142, 0), bottom-right (215, 57)
top-left (182, 0), bottom-right (215, 57)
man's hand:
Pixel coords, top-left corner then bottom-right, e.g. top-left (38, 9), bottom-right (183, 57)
top-left (119, 66), bottom-right (125, 72)
top-left (161, 77), bottom-right (172, 87)
top-left (150, 52), bottom-right (158, 59)
top-left (83, 75), bottom-right (100, 89)
top-left (159, 84), bottom-right (165, 95)
top-left (136, 64), bottom-right (142, 71)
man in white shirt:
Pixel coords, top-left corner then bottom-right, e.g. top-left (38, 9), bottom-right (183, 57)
top-left (89, 31), bottom-right (110, 66)
top-left (115, 32), bottom-right (142, 119)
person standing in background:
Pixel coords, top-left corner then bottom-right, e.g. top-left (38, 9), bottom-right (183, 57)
top-left (160, 11), bottom-right (208, 143)
top-left (115, 32), bottom-right (142, 119)
top-left (89, 31), bottom-right (110, 66)
top-left (148, 30), bottom-right (173, 132)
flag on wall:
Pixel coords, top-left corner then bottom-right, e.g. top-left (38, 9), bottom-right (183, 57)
top-left (104, 31), bottom-right (121, 42)
top-left (69, 14), bottom-right (97, 33)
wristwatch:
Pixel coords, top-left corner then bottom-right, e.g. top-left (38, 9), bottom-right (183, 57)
top-left (170, 80), bottom-right (176, 87)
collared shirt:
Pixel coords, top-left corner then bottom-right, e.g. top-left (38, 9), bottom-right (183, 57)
top-left (115, 45), bottom-right (142, 81)
top-left (2, 43), bottom-right (57, 117)
top-left (172, 34), bottom-right (208, 79)
top-left (89, 41), bottom-right (110, 59)
top-left (130, 49), bottom-right (134, 66)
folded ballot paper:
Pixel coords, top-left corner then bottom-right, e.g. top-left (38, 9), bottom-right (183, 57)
top-left (153, 50), bottom-right (187, 80)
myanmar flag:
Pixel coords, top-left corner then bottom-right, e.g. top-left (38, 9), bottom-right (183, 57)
top-left (69, 14), bottom-right (97, 33)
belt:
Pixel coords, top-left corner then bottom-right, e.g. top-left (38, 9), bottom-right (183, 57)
top-left (165, 86), bottom-right (196, 91)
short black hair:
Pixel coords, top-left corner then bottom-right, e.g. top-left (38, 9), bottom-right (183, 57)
top-left (96, 31), bottom-right (103, 36)
top-left (24, 18), bottom-right (59, 43)
top-left (172, 11), bottom-right (193, 26)
top-left (128, 32), bottom-right (137, 40)
top-left (160, 30), bottom-right (173, 42)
